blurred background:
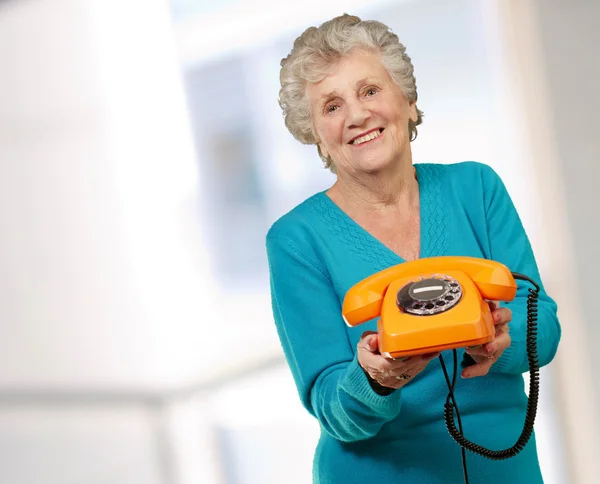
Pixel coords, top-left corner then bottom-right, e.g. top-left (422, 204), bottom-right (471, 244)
top-left (0, 0), bottom-right (598, 482)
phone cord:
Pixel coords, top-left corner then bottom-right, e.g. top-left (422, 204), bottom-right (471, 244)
top-left (439, 272), bottom-right (540, 479)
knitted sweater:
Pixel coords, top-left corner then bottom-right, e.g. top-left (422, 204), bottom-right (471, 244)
top-left (265, 161), bottom-right (561, 483)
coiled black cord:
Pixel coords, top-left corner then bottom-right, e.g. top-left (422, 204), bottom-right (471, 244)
top-left (438, 273), bottom-right (540, 482)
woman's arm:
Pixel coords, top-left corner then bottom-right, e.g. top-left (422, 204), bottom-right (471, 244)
top-left (481, 164), bottom-right (562, 374)
top-left (266, 233), bottom-right (403, 443)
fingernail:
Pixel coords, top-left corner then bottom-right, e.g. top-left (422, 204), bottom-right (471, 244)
top-left (461, 371), bottom-right (470, 379)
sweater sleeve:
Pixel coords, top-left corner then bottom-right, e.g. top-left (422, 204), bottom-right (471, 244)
top-left (480, 164), bottom-right (562, 374)
top-left (266, 233), bottom-right (403, 442)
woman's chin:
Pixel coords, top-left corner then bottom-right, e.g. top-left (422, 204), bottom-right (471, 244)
top-left (355, 157), bottom-right (393, 174)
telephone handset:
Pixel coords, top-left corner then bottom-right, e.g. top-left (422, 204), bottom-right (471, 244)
top-left (342, 256), bottom-right (541, 472)
top-left (342, 256), bottom-right (518, 358)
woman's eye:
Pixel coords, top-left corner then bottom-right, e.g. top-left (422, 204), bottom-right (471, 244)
top-left (366, 88), bottom-right (378, 96)
top-left (327, 104), bottom-right (339, 113)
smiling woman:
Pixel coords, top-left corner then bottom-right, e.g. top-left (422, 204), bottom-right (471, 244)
top-left (266, 13), bottom-right (560, 484)
top-left (278, 15), bottom-right (423, 174)
top-left (307, 50), bottom-right (417, 178)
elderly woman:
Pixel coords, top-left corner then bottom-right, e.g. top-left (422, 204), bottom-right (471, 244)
top-left (265, 14), bottom-right (561, 484)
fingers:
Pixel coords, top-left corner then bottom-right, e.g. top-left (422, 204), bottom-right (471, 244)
top-left (459, 303), bottom-right (512, 379)
top-left (462, 344), bottom-right (497, 378)
top-left (388, 355), bottom-right (438, 388)
top-left (465, 344), bottom-right (493, 360)
top-left (463, 331), bottom-right (511, 378)
top-left (364, 352), bottom-right (440, 389)
top-left (466, 331), bottom-right (510, 358)
top-left (461, 357), bottom-right (494, 378)
top-left (492, 307), bottom-right (512, 325)
top-left (385, 352), bottom-right (439, 372)
top-left (357, 332), bottom-right (442, 388)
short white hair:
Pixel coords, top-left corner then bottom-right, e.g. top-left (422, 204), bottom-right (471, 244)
top-left (278, 13), bottom-right (424, 171)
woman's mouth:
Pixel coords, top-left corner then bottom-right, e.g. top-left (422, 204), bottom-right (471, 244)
top-left (349, 128), bottom-right (384, 146)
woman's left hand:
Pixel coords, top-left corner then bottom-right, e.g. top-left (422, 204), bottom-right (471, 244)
top-left (462, 302), bottom-right (511, 379)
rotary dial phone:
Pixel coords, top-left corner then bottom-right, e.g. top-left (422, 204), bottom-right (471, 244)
top-left (341, 256), bottom-right (541, 471)
top-left (342, 256), bottom-right (517, 358)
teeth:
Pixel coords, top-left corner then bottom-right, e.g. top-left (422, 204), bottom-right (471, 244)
top-left (351, 130), bottom-right (381, 145)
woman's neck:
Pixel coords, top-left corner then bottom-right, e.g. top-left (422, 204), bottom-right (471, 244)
top-left (327, 161), bottom-right (419, 215)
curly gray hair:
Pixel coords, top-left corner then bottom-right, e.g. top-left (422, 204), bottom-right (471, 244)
top-left (278, 14), bottom-right (424, 171)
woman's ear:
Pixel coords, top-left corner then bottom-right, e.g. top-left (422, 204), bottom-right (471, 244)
top-left (408, 101), bottom-right (418, 123)
top-left (317, 142), bottom-right (329, 160)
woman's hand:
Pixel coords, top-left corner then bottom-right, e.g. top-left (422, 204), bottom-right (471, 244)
top-left (358, 331), bottom-right (440, 389)
top-left (462, 301), bottom-right (512, 378)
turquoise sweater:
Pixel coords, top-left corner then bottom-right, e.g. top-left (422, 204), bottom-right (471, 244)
top-left (266, 162), bottom-right (561, 483)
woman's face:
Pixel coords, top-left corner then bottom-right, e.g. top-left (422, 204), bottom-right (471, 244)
top-left (308, 50), bottom-right (418, 176)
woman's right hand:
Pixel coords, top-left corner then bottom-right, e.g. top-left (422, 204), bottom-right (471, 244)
top-left (358, 331), bottom-right (440, 389)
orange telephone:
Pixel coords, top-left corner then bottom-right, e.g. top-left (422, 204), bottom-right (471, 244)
top-left (342, 256), bottom-right (518, 358)
top-left (343, 255), bottom-right (543, 470)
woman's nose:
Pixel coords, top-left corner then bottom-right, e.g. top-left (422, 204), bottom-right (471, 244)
top-left (346, 101), bottom-right (370, 128)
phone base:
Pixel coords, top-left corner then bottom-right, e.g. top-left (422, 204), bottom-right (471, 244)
top-left (383, 334), bottom-right (495, 359)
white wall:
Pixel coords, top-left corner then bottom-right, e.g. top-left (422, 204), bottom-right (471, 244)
top-left (0, 0), bottom-right (217, 392)
top-left (494, 1), bottom-right (600, 481)
top-left (0, 0), bottom-right (220, 482)
top-left (534, 0), bottom-right (600, 384)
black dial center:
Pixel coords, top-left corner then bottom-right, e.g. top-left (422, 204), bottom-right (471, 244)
top-left (408, 278), bottom-right (449, 301)
top-left (396, 276), bottom-right (462, 316)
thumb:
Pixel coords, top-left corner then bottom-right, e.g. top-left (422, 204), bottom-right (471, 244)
top-left (359, 331), bottom-right (379, 353)
top-left (367, 334), bottom-right (379, 352)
